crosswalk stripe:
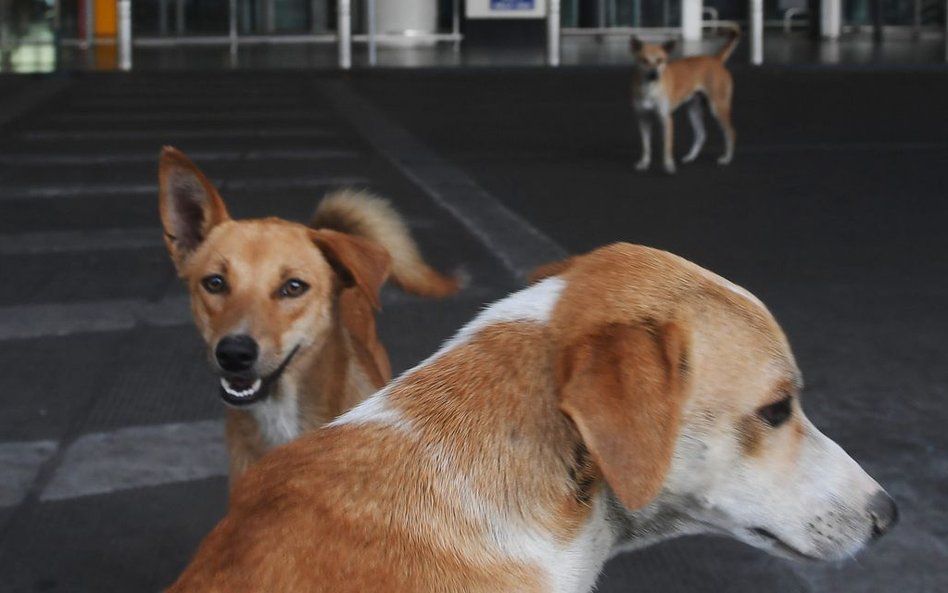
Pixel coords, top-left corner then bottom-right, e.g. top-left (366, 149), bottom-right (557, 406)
top-left (40, 421), bottom-right (227, 502)
top-left (0, 441), bottom-right (58, 507)
top-left (0, 176), bottom-right (369, 200)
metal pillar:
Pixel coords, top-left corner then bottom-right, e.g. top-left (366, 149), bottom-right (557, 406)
top-left (682, 0), bottom-right (703, 41)
top-left (265, 0), bottom-right (276, 33)
top-left (229, 0), bottom-right (238, 58)
top-left (820, 0), bottom-right (841, 39)
top-left (312, 0), bottom-right (325, 33)
top-left (338, 0), bottom-right (351, 69)
top-left (160, 0), bottom-right (169, 35)
top-left (117, 0), bottom-right (132, 70)
top-left (749, 0), bottom-right (763, 64)
top-left (85, 0), bottom-right (96, 48)
top-left (912, 0), bottom-right (921, 39)
top-left (452, 0), bottom-right (461, 51)
top-left (547, 0), bottom-right (561, 66)
top-left (367, 0), bottom-right (377, 66)
top-left (176, 0), bottom-right (185, 36)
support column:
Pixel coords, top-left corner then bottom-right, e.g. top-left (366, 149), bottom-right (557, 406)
top-left (337, 0), bottom-right (351, 70)
top-left (367, 0), bottom-right (377, 66)
top-left (117, 0), bottom-right (132, 71)
top-left (682, 0), bottom-right (702, 41)
top-left (85, 0), bottom-right (96, 48)
top-left (820, 0), bottom-right (842, 39)
top-left (749, 0), bottom-right (763, 64)
top-left (548, 0), bottom-right (561, 67)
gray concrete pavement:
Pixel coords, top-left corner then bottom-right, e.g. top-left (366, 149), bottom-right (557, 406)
top-left (0, 67), bottom-right (945, 592)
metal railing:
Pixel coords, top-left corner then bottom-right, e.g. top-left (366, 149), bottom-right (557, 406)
top-left (53, 0), bottom-right (463, 70)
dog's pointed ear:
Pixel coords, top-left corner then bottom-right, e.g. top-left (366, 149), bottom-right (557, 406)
top-left (310, 229), bottom-right (392, 311)
top-left (158, 146), bottom-right (230, 271)
top-left (529, 256), bottom-right (576, 284)
top-left (557, 322), bottom-right (688, 510)
top-left (630, 36), bottom-right (643, 53)
top-left (662, 38), bottom-right (677, 54)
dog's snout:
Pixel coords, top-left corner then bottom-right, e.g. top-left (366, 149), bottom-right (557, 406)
top-left (645, 70), bottom-right (659, 81)
top-left (867, 491), bottom-right (898, 539)
top-left (215, 335), bottom-right (259, 373)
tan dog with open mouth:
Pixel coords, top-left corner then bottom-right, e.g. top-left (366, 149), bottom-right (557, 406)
top-left (167, 242), bottom-right (896, 592)
top-left (158, 146), bottom-right (458, 487)
top-left (631, 28), bottom-right (739, 173)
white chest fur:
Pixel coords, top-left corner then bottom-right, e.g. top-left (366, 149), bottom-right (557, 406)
top-left (251, 385), bottom-right (300, 447)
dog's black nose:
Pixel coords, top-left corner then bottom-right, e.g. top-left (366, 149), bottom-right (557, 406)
top-left (646, 70), bottom-right (659, 81)
top-left (867, 491), bottom-right (898, 539)
top-left (215, 335), bottom-right (258, 373)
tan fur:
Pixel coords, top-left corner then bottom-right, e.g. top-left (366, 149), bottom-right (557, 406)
top-left (631, 28), bottom-right (739, 173)
top-left (168, 242), bottom-right (894, 592)
top-left (158, 146), bottom-right (459, 489)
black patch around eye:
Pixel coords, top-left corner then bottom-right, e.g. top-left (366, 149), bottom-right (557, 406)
top-left (758, 396), bottom-right (793, 428)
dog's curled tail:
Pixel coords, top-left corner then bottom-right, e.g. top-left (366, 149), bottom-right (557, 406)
top-left (716, 25), bottom-right (741, 63)
top-left (311, 190), bottom-right (461, 298)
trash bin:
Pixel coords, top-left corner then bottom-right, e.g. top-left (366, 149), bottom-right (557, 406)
top-left (376, 0), bottom-right (438, 45)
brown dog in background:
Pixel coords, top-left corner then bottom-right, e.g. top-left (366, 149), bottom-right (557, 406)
top-left (158, 146), bottom-right (458, 489)
top-left (631, 28), bottom-right (739, 173)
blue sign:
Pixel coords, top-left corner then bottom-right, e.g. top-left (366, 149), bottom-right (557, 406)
top-left (491, 0), bottom-right (535, 9)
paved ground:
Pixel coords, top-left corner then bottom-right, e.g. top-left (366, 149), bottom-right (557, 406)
top-left (0, 66), bottom-right (945, 592)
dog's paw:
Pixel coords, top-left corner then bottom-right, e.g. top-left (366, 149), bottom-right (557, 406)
top-left (635, 160), bottom-right (651, 172)
top-left (681, 152), bottom-right (699, 164)
top-left (717, 154), bottom-right (733, 166)
top-left (662, 161), bottom-right (677, 174)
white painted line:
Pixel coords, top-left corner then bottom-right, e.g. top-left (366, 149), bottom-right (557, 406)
top-left (0, 286), bottom-right (474, 340)
top-left (319, 82), bottom-right (567, 282)
top-left (0, 297), bottom-right (192, 340)
top-left (50, 110), bottom-right (329, 123)
top-left (0, 176), bottom-right (370, 200)
top-left (19, 128), bottom-right (337, 141)
top-left (0, 148), bottom-right (360, 166)
top-left (0, 440), bottom-right (58, 507)
top-left (41, 421), bottom-right (227, 501)
top-left (0, 228), bottom-right (161, 255)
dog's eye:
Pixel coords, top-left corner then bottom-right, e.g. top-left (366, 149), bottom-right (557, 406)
top-left (280, 279), bottom-right (310, 298)
top-left (757, 396), bottom-right (793, 428)
top-left (201, 274), bottom-right (227, 294)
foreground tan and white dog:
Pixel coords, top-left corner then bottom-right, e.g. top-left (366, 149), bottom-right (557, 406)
top-left (167, 243), bottom-right (897, 592)
top-left (159, 147), bottom-right (458, 487)
top-left (631, 29), bottom-right (739, 173)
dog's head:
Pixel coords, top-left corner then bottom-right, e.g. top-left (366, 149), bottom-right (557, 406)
top-left (539, 244), bottom-right (897, 561)
top-left (630, 36), bottom-right (676, 83)
top-left (158, 147), bottom-right (391, 407)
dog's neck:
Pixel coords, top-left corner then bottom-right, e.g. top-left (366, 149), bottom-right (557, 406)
top-left (242, 311), bottom-right (356, 449)
top-left (334, 279), bottom-right (628, 591)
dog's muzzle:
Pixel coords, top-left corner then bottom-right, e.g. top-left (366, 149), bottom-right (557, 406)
top-left (216, 344), bottom-right (301, 408)
top-left (645, 69), bottom-right (659, 82)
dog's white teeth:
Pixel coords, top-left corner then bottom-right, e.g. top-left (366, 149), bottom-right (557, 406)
top-left (220, 378), bottom-right (263, 399)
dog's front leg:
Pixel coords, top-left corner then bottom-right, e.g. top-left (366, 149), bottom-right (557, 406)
top-left (635, 111), bottom-right (652, 171)
top-left (658, 103), bottom-right (676, 174)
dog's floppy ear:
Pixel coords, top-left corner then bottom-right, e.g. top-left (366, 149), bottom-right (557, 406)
top-left (557, 322), bottom-right (688, 510)
top-left (529, 256), bottom-right (576, 284)
top-left (630, 36), bottom-right (643, 53)
top-left (310, 229), bottom-right (392, 311)
top-left (158, 146), bottom-right (230, 271)
top-left (662, 38), bottom-right (677, 54)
